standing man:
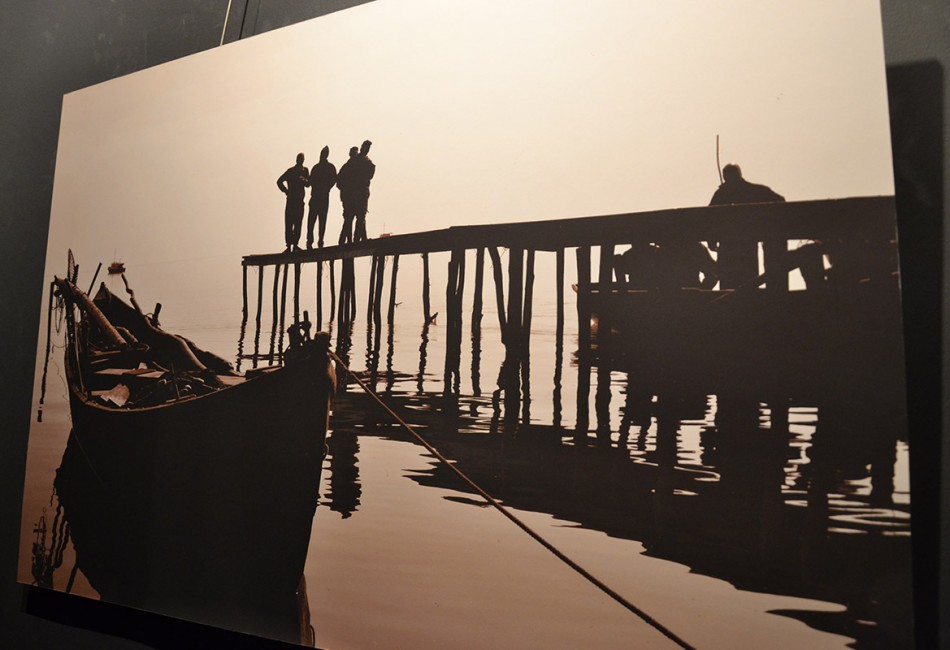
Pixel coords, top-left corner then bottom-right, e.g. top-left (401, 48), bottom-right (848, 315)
top-left (307, 146), bottom-right (337, 249)
top-left (336, 146), bottom-right (359, 245)
top-left (709, 163), bottom-right (785, 289)
top-left (353, 139), bottom-right (376, 243)
top-left (277, 152), bottom-right (309, 252)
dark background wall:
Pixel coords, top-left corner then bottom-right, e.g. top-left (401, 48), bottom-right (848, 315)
top-left (0, 2), bottom-right (945, 648)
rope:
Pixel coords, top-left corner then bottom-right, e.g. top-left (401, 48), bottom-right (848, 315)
top-left (328, 350), bottom-right (696, 650)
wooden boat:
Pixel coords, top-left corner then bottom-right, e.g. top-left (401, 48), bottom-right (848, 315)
top-left (50, 272), bottom-right (334, 643)
top-left (107, 260), bottom-right (125, 274)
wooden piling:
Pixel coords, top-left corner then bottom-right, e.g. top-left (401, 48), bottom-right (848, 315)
top-left (367, 254), bottom-right (378, 323)
top-left (269, 264), bottom-right (280, 361)
top-left (556, 248), bottom-right (564, 342)
top-left (487, 247), bottom-right (507, 341)
top-left (329, 260), bottom-right (336, 323)
top-left (242, 264), bottom-right (249, 323)
top-left (576, 246), bottom-right (592, 354)
top-left (254, 266), bottom-right (264, 329)
top-left (373, 255), bottom-right (387, 331)
top-left (454, 250), bottom-right (466, 394)
top-left (349, 258), bottom-right (357, 320)
top-left (471, 248), bottom-right (484, 396)
top-left (254, 267), bottom-right (263, 368)
top-left (444, 251), bottom-right (460, 395)
top-left (422, 252), bottom-right (431, 322)
top-left (505, 248), bottom-right (524, 420)
top-left (316, 261), bottom-right (324, 328)
top-left (472, 248), bottom-right (484, 337)
top-left (293, 262), bottom-right (301, 324)
top-left (575, 246), bottom-right (592, 440)
top-left (521, 249), bottom-right (535, 422)
top-left (387, 254), bottom-right (400, 325)
top-left (279, 263), bottom-right (289, 358)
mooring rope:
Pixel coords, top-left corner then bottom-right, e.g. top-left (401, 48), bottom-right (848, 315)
top-left (328, 350), bottom-right (696, 650)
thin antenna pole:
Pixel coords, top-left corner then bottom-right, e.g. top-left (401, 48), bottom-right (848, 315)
top-left (220, 0), bottom-right (233, 46)
top-left (716, 134), bottom-right (723, 184)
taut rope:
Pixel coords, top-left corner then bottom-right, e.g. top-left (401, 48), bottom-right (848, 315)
top-left (328, 350), bottom-right (696, 650)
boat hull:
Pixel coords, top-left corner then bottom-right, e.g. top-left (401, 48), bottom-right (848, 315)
top-left (55, 339), bottom-right (334, 641)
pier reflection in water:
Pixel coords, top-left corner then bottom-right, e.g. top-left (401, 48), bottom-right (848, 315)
top-left (312, 250), bottom-right (910, 649)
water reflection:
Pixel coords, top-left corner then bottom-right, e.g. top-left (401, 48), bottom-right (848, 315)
top-left (322, 430), bottom-right (362, 518)
top-left (326, 349), bottom-right (911, 647)
top-left (52, 429), bottom-right (315, 645)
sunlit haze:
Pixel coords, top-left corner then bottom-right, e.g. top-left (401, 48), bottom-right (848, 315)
top-left (47, 0), bottom-right (893, 273)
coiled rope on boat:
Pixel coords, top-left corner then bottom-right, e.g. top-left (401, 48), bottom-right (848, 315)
top-left (328, 350), bottom-right (696, 650)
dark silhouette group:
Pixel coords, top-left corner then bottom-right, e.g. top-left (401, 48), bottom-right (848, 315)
top-left (277, 140), bottom-right (375, 252)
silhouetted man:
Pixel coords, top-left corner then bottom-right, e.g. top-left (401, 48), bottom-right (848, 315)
top-left (709, 164), bottom-right (785, 289)
top-left (337, 146), bottom-right (359, 245)
top-left (352, 140), bottom-right (376, 243)
top-left (277, 153), bottom-right (309, 252)
top-left (307, 146), bottom-right (337, 249)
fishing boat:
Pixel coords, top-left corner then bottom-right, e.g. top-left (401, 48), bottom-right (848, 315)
top-left (106, 260), bottom-right (125, 274)
top-left (49, 266), bottom-right (334, 643)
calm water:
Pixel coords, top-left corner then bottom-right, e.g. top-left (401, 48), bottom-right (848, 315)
top-left (19, 252), bottom-right (912, 648)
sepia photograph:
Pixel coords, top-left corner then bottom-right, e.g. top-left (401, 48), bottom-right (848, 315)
top-left (17, 1), bottom-right (911, 647)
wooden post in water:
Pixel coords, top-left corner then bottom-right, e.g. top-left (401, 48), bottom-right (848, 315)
top-left (293, 262), bottom-right (301, 324)
top-left (576, 246), bottom-right (592, 354)
top-left (597, 243), bottom-right (614, 350)
top-left (595, 244), bottom-right (614, 442)
top-left (279, 263), bottom-right (289, 359)
top-left (554, 248), bottom-right (565, 428)
top-left (575, 246), bottom-right (592, 440)
top-left (521, 249), bottom-right (535, 422)
top-left (454, 250), bottom-right (466, 394)
top-left (367, 254), bottom-right (378, 323)
top-left (422, 252), bottom-right (431, 323)
top-left (387, 254), bottom-right (400, 325)
top-left (443, 251), bottom-right (460, 395)
top-left (505, 248), bottom-right (524, 421)
top-left (316, 261), bottom-right (323, 328)
top-left (349, 257), bottom-right (357, 321)
top-left (254, 266), bottom-right (264, 368)
top-left (556, 248), bottom-right (565, 343)
top-left (472, 248), bottom-right (484, 337)
top-left (242, 264), bottom-right (248, 323)
top-left (373, 255), bottom-right (387, 331)
top-left (329, 260), bottom-right (336, 323)
top-left (471, 248), bottom-right (485, 396)
top-left (487, 247), bottom-right (508, 342)
top-left (269, 264), bottom-right (280, 361)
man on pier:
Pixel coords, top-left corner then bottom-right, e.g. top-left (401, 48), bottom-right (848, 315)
top-left (352, 139), bottom-right (376, 243)
top-left (336, 146), bottom-right (359, 245)
top-left (277, 152), bottom-right (310, 252)
top-left (708, 163), bottom-right (785, 289)
top-left (307, 146), bottom-right (337, 249)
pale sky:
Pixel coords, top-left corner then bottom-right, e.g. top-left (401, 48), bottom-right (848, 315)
top-left (46, 0), bottom-right (894, 274)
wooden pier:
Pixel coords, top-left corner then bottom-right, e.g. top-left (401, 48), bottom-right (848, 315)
top-left (240, 196), bottom-right (899, 423)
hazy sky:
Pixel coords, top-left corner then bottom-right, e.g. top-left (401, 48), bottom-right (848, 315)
top-left (46, 0), bottom-right (894, 274)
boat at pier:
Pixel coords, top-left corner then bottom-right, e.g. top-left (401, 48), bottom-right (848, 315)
top-left (49, 267), bottom-right (334, 643)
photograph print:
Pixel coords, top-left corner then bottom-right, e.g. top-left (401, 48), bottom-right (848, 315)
top-left (19, 1), bottom-right (912, 648)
